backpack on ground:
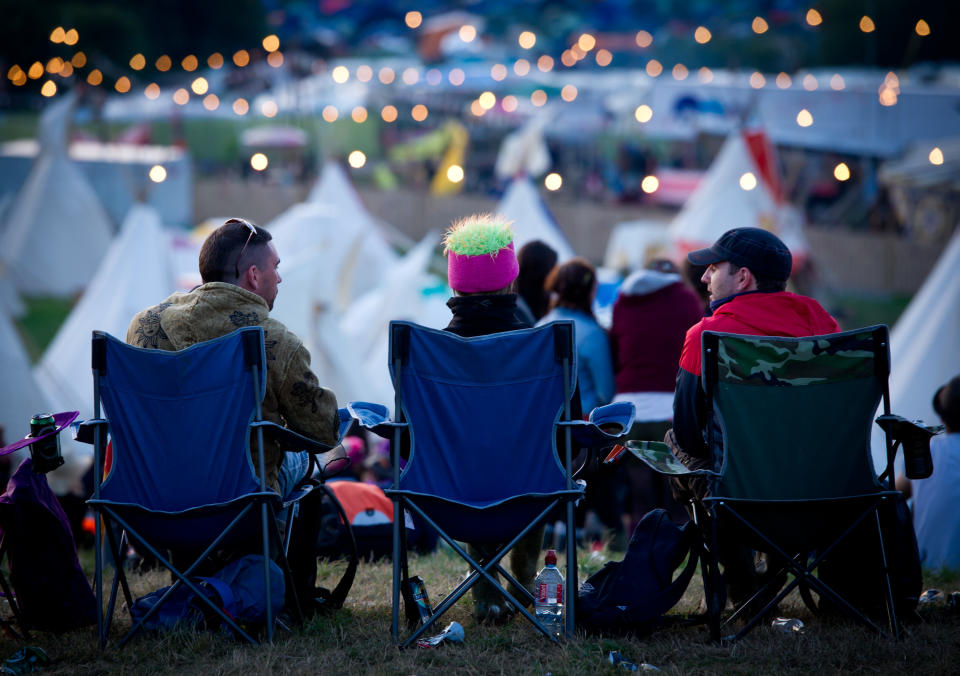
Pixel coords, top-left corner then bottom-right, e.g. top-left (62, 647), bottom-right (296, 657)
top-left (577, 508), bottom-right (699, 635)
top-left (130, 554), bottom-right (284, 634)
top-left (0, 457), bottom-right (97, 632)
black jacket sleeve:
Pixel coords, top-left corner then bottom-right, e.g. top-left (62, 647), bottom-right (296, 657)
top-left (672, 366), bottom-right (708, 460)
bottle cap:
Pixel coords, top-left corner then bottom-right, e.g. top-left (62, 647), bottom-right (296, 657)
top-left (545, 550), bottom-right (557, 565)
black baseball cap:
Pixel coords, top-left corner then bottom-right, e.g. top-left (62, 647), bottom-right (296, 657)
top-left (687, 227), bottom-right (792, 282)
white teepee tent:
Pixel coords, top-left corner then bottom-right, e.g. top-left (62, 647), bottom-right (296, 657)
top-left (495, 176), bottom-right (575, 262)
top-left (34, 204), bottom-right (176, 418)
top-left (0, 93), bottom-right (114, 296)
top-left (0, 301), bottom-right (53, 457)
top-left (668, 129), bottom-right (807, 264)
top-left (870, 228), bottom-right (960, 471)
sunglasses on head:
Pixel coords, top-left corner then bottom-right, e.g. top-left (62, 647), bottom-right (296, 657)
top-left (225, 218), bottom-right (257, 278)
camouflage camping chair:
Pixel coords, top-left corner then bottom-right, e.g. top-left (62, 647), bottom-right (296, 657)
top-left (629, 325), bottom-right (907, 642)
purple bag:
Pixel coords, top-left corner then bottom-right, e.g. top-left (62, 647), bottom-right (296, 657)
top-left (0, 457), bottom-right (97, 632)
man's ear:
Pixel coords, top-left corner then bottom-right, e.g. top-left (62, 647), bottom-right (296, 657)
top-left (736, 266), bottom-right (755, 292)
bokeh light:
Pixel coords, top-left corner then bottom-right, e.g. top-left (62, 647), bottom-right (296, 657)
top-left (478, 91), bottom-right (496, 110)
top-left (578, 33), bottom-right (596, 52)
top-left (411, 104), bottom-right (428, 121)
top-left (50, 27), bottom-right (65, 43)
top-left (595, 50), bottom-right (612, 67)
top-left (261, 100), bottom-right (278, 117)
top-left (776, 72), bottom-right (792, 88)
top-left (28, 62), bottom-right (43, 79)
top-left (459, 25), bottom-right (476, 43)
top-left (115, 76), bottom-right (131, 93)
top-left (834, 163), bottom-right (851, 181)
top-left (859, 16), bottom-right (876, 33)
top-left (491, 63), bottom-right (507, 81)
top-left (59, 62), bottom-right (74, 78)
top-left (750, 72), bottom-right (766, 88)
top-left (322, 106), bottom-right (338, 122)
top-left (233, 50), bottom-right (250, 67)
top-left (63, 29), bottom-right (78, 46)
top-left (531, 90), bottom-right (547, 106)
top-left (447, 165), bottom-right (464, 183)
top-left (202, 94), bottom-right (219, 110)
top-left (514, 59), bottom-right (530, 76)
top-left (149, 165), bottom-right (167, 183)
top-left (646, 59), bottom-right (663, 77)
top-left (544, 173), bottom-right (562, 191)
top-left (357, 65), bottom-right (373, 82)
top-left (405, 11), bottom-right (422, 29)
top-left (250, 153), bottom-right (268, 171)
top-left (267, 52), bottom-right (283, 68)
top-left (796, 109), bottom-right (814, 127)
top-left (40, 80), bottom-right (57, 97)
top-left (449, 68), bottom-right (465, 86)
top-left (262, 35), bottom-right (280, 52)
top-left (332, 65), bottom-right (349, 83)
top-left (402, 67), bottom-right (419, 85)
top-left (752, 17), bottom-right (769, 34)
top-left (156, 55), bottom-right (172, 72)
top-left (698, 67), bottom-right (714, 83)
top-left (502, 95), bottom-right (518, 112)
top-left (518, 31), bottom-right (536, 49)
top-left (381, 105), bottom-right (398, 122)
top-left (348, 150), bottom-right (366, 168)
top-left (673, 64), bottom-right (689, 80)
top-left (130, 53), bottom-right (146, 70)
top-left (561, 85), bottom-right (577, 102)
top-left (929, 147), bottom-right (944, 165)
top-left (830, 74), bottom-right (845, 90)
top-left (71, 52), bottom-right (87, 68)
top-left (739, 172), bottom-right (758, 190)
top-left (208, 53), bottom-right (224, 69)
top-left (915, 20), bottom-right (931, 37)
top-left (538, 55), bottom-right (555, 72)
top-left (806, 9), bottom-right (823, 27)
top-left (191, 77), bottom-right (209, 95)
top-left (144, 83), bottom-right (161, 99)
top-left (352, 106), bottom-right (368, 123)
top-left (634, 105), bottom-right (653, 123)
top-left (172, 88), bottom-right (189, 105)
top-left (635, 30), bottom-right (653, 48)
top-left (233, 98), bottom-right (249, 115)
top-left (694, 26), bottom-right (712, 44)
top-left (181, 55), bottom-right (198, 72)
top-left (803, 74), bottom-right (818, 90)
top-left (641, 176), bottom-right (659, 193)
top-left (426, 68), bottom-right (442, 85)
top-left (87, 69), bottom-right (103, 86)
top-left (379, 67), bottom-right (395, 84)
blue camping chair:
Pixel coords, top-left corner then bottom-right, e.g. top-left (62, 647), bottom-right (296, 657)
top-left (84, 328), bottom-right (344, 648)
top-left (348, 321), bottom-right (635, 647)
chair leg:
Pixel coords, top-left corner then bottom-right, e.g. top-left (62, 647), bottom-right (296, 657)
top-left (874, 508), bottom-right (900, 639)
top-left (391, 497), bottom-right (402, 644)
top-left (565, 499), bottom-right (576, 639)
top-left (706, 506), bottom-right (723, 643)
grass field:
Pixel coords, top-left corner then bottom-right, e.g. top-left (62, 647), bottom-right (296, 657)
top-left (1, 546), bottom-right (957, 675)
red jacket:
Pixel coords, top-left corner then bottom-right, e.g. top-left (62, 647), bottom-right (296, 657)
top-left (679, 291), bottom-right (840, 376)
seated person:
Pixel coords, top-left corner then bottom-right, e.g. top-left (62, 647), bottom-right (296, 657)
top-left (442, 213), bottom-right (540, 624)
top-left (668, 227), bottom-right (839, 604)
top-left (897, 375), bottom-right (960, 571)
top-left (127, 218), bottom-right (340, 613)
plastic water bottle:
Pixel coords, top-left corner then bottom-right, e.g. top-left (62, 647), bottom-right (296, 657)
top-left (534, 550), bottom-right (564, 639)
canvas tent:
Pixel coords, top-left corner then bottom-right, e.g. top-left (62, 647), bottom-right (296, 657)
top-left (0, 299), bottom-right (52, 458)
top-left (668, 129), bottom-right (807, 267)
top-left (0, 93), bottom-right (114, 296)
top-left (870, 228), bottom-right (960, 471)
top-left (495, 176), bottom-right (575, 262)
top-left (34, 204), bottom-right (176, 419)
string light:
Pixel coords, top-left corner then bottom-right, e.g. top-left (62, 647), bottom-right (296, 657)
top-left (491, 64), bottom-right (507, 81)
top-left (59, 62), bottom-right (74, 78)
top-left (806, 9), bottom-right (823, 27)
top-left (698, 67), bottom-right (714, 83)
top-left (405, 11), bottom-right (422, 29)
top-left (262, 35), bottom-right (280, 52)
top-left (859, 16), bottom-right (875, 33)
top-left (348, 150), bottom-right (366, 168)
top-left (250, 153), bottom-right (268, 171)
top-left (634, 105), bottom-right (653, 123)
top-left (28, 62), bottom-right (43, 79)
top-left (518, 31), bottom-right (536, 49)
top-left (834, 163), bottom-right (850, 181)
top-left (646, 59), bottom-right (663, 77)
top-left (156, 55), bottom-right (172, 72)
top-left (739, 172), bottom-right (757, 190)
top-left (71, 52), bottom-right (86, 68)
top-left (641, 176), bottom-right (659, 193)
top-left (233, 50), bottom-right (250, 67)
top-left (531, 89), bottom-right (547, 106)
top-left (322, 105), bottom-right (338, 122)
top-left (929, 147), bottom-right (944, 165)
top-left (635, 30), bottom-right (653, 48)
top-left (544, 173), bottom-right (562, 191)
top-left (63, 29), bottom-right (78, 46)
top-left (233, 98), bottom-right (249, 115)
top-left (752, 17), bottom-right (769, 34)
top-left (673, 64), bottom-right (689, 80)
top-left (595, 50), bottom-right (612, 67)
top-left (357, 64), bottom-right (373, 82)
top-left (191, 77), bottom-right (208, 95)
top-left (447, 165), bottom-right (464, 183)
top-left (796, 109), bottom-right (814, 127)
top-left (129, 54), bottom-right (146, 70)
top-left (514, 59), bottom-right (530, 76)
top-left (381, 105), bottom-right (398, 122)
top-left (915, 20), bottom-right (931, 37)
top-left (577, 33), bottom-right (596, 51)
top-left (352, 106), bottom-right (368, 123)
top-left (261, 100), bottom-right (278, 117)
top-left (402, 67), bottom-right (419, 85)
top-left (208, 53), bottom-right (224, 69)
top-left (50, 27), bottom-right (65, 43)
top-left (172, 88), bottom-right (189, 104)
top-left (379, 67), bottom-right (395, 84)
top-left (694, 26), bottom-right (712, 44)
top-left (40, 80), bottom-right (57, 97)
top-left (560, 84), bottom-right (577, 102)
top-left (86, 69), bottom-right (103, 86)
top-left (115, 76), bottom-right (131, 93)
top-left (267, 52), bottom-right (283, 68)
top-left (411, 104), bottom-right (428, 121)
top-left (149, 165), bottom-right (167, 183)
top-left (202, 94), bottom-right (219, 110)
top-left (181, 55), bottom-right (198, 72)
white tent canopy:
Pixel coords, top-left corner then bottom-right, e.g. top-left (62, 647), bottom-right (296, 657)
top-left (0, 301), bottom-right (52, 461)
top-left (871, 228), bottom-right (960, 471)
top-left (495, 176), bottom-right (575, 262)
top-left (0, 93), bottom-right (114, 296)
top-left (668, 129), bottom-right (807, 263)
top-left (34, 204), bottom-right (176, 419)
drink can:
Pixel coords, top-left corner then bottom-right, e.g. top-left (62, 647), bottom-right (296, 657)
top-left (30, 413), bottom-right (56, 437)
top-left (403, 576), bottom-right (432, 627)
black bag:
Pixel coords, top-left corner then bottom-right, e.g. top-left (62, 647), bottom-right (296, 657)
top-left (812, 493), bottom-right (921, 618)
top-left (577, 508), bottom-right (699, 635)
top-left (0, 458), bottom-right (97, 632)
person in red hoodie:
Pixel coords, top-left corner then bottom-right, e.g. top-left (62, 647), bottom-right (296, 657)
top-left (668, 227), bottom-right (839, 606)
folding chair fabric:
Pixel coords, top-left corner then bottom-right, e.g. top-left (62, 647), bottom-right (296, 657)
top-left (88, 327), bottom-right (305, 648)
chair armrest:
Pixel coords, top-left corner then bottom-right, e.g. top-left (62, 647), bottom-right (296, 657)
top-left (625, 440), bottom-right (718, 478)
top-left (557, 401), bottom-right (636, 447)
top-left (875, 414), bottom-right (943, 480)
top-left (74, 419), bottom-right (108, 445)
top-left (250, 421), bottom-right (334, 454)
top-left (345, 401), bottom-right (408, 439)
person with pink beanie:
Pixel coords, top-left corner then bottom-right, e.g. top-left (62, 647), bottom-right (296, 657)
top-left (441, 213), bottom-right (542, 624)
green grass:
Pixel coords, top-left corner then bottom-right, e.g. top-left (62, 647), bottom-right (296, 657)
top-left (14, 296), bottom-right (75, 363)
top-left (826, 293), bottom-right (913, 332)
top-left (2, 546), bottom-right (957, 674)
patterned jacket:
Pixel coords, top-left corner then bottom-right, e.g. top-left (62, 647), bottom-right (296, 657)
top-left (126, 282), bottom-right (339, 490)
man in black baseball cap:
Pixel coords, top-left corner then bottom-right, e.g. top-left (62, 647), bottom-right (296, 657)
top-left (667, 226), bottom-right (839, 608)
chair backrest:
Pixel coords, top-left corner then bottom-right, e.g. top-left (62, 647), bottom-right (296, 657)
top-left (703, 325), bottom-right (890, 501)
top-left (388, 321), bottom-right (576, 506)
top-left (93, 328), bottom-right (265, 512)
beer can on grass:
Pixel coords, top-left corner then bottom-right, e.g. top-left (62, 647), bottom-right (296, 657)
top-left (402, 576), bottom-right (433, 628)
